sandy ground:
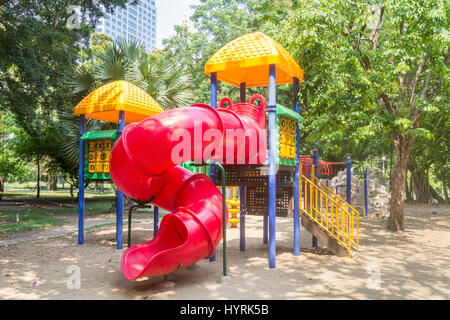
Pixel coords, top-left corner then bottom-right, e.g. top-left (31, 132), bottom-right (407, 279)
top-left (0, 204), bottom-right (449, 300)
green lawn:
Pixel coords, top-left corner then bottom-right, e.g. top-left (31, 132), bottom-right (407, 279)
top-left (0, 189), bottom-right (115, 234)
top-left (0, 188), bottom-right (165, 234)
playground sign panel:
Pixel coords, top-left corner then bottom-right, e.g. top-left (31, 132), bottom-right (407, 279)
top-left (81, 130), bottom-right (118, 180)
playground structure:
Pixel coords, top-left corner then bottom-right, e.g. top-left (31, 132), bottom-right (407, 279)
top-left (226, 187), bottom-right (240, 228)
top-left (74, 32), bottom-right (360, 281)
top-left (74, 80), bottom-right (165, 249)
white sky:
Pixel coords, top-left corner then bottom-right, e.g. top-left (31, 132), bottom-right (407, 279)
top-left (155, 0), bottom-right (200, 49)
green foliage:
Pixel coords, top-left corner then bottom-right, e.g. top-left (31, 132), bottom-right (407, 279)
top-left (277, 0), bottom-right (448, 161)
top-left (163, 0), bottom-right (271, 104)
top-left (0, 0), bottom-right (132, 183)
top-left (0, 113), bottom-right (35, 182)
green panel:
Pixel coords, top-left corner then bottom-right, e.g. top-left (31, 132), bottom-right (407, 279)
top-left (180, 161), bottom-right (211, 175)
top-left (276, 104), bottom-right (304, 122)
top-left (266, 104), bottom-right (302, 167)
top-left (82, 130), bottom-right (117, 180)
top-left (81, 130), bottom-right (118, 141)
top-left (280, 158), bottom-right (297, 166)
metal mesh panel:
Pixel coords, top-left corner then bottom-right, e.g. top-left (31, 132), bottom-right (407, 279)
top-left (246, 186), bottom-right (293, 217)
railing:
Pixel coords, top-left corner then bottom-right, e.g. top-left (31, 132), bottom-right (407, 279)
top-left (299, 164), bottom-right (359, 257)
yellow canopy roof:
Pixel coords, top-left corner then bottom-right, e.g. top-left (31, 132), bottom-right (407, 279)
top-left (74, 80), bottom-right (164, 123)
top-left (204, 32), bottom-right (304, 88)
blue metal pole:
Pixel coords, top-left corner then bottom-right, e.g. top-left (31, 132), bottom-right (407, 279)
top-left (116, 111), bottom-right (125, 250)
top-left (293, 77), bottom-right (301, 256)
top-left (78, 115), bottom-right (85, 245)
top-left (364, 168), bottom-right (368, 217)
top-left (346, 157), bottom-right (352, 205)
top-left (312, 149), bottom-right (319, 248)
top-left (268, 64), bottom-right (277, 269)
top-left (154, 206), bottom-right (159, 237)
top-left (209, 72), bottom-right (218, 262)
top-left (240, 186), bottom-right (246, 251)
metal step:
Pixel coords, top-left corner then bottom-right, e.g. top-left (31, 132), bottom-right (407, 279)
top-left (300, 212), bottom-right (350, 257)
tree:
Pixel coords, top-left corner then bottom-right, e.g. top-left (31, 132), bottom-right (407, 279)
top-left (0, 113), bottom-right (32, 183)
top-left (0, 0), bottom-right (131, 196)
top-left (279, 0), bottom-right (448, 231)
top-left (69, 37), bottom-right (194, 108)
top-left (163, 0), bottom-right (272, 104)
top-left (55, 37), bottom-right (196, 188)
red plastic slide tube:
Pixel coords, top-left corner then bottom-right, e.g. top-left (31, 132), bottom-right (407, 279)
top-left (110, 96), bottom-right (266, 280)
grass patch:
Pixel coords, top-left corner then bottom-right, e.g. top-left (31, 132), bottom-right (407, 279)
top-left (85, 223), bottom-right (116, 231)
top-left (0, 189), bottom-right (169, 234)
top-left (0, 210), bottom-right (68, 234)
top-left (2, 189), bottom-right (115, 203)
top-left (0, 189), bottom-right (116, 233)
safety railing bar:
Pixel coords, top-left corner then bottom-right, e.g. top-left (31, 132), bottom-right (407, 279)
top-left (300, 208), bottom-right (349, 249)
top-left (302, 175), bottom-right (357, 215)
top-left (311, 176), bottom-right (361, 216)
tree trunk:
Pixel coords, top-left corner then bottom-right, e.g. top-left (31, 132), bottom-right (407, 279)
top-left (411, 170), bottom-right (433, 203)
top-left (430, 185), bottom-right (445, 204)
top-left (36, 156), bottom-right (40, 199)
top-left (389, 143), bottom-right (394, 186)
top-left (70, 184), bottom-right (74, 205)
top-left (48, 174), bottom-right (58, 191)
top-left (388, 134), bottom-right (414, 232)
top-left (442, 176), bottom-right (448, 204)
top-left (405, 170), bottom-right (412, 202)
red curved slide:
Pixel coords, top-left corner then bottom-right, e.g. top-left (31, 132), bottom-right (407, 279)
top-left (109, 95), bottom-right (267, 280)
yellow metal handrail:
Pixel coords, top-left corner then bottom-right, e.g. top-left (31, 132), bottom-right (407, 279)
top-left (299, 164), bottom-right (359, 257)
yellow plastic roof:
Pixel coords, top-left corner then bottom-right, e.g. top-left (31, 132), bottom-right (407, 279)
top-left (204, 32), bottom-right (304, 88)
top-left (74, 81), bottom-right (164, 123)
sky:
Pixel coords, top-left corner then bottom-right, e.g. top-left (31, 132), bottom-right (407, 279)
top-left (155, 0), bottom-right (199, 49)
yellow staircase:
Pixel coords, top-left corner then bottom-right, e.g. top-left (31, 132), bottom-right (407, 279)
top-left (299, 164), bottom-right (360, 257)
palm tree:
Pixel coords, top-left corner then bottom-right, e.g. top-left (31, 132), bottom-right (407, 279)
top-left (68, 36), bottom-right (194, 109)
top-left (59, 36), bottom-right (195, 177)
top-left (127, 52), bottom-right (194, 109)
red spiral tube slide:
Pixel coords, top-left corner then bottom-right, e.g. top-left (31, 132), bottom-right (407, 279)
top-left (109, 95), bottom-right (267, 280)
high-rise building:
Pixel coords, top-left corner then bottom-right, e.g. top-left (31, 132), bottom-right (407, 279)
top-left (95, 0), bottom-right (157, 51)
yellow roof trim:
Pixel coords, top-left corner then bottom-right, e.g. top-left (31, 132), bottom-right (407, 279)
top-left (205, 32), bottom-right (304, 87)
top-left (74, 81), bottom-right (164, 123)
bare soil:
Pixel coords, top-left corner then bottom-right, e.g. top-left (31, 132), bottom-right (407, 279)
top-left (0, 204), bottom-right (448, 300)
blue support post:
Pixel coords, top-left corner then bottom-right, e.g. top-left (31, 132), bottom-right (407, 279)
top-left (240, 186), bottom-right (246, 251)
top-left (346, 157), bottom-right (352, 205)
top-left (209, 72), bottom-right (218, 262)
top-left (364, 168), bottom-right (368, 217)
top-left (154, 206), bottom-right (159, 237)
top-left (293, 77), bottom-right (301, 256)
top-left (268, 64), bottom-right (277, 269)
top-left (116, 111), bottom-right (125, 250)
top-left (78, 115), bottom-right (86, 245)
top-left (312, 149), bottom-right (319, 248)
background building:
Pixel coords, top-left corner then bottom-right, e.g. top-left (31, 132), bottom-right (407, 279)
top-left (95, 0), bottom-right (157, 51)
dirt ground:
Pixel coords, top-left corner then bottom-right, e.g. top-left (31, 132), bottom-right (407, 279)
top-left (0, 204), bottom-right (449, 300)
